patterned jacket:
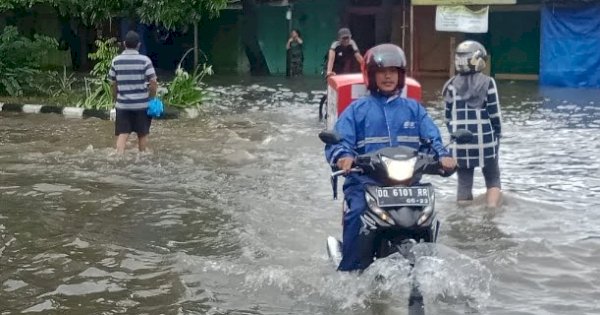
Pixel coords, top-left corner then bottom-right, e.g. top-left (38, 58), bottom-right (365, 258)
top-left (443, 76), bottom-right (502, 169)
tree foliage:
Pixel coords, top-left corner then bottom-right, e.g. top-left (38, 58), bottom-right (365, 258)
top-left (0, 0), bottom-right (45, 11)
top-left (0, 26), bottom-right (58, 96)
top-left (0, 0), bottom-right (229, 28)
top-left (138, 0), bottom-right (228, 29)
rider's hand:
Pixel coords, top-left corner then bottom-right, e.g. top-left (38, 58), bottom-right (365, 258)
top-left (336, 157), bottom-right (354, 173)
top-left (326, 71), bottom-right (336, 77)
top-left (440, 156), bottom-right (456, 172)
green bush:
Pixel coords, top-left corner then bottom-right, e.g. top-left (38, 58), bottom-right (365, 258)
top-left (77, 37), bottom-right (119, 110)
top-left (34, 66), bottom-right (77, 97)
top-left (88, 37), bottom-right (119, 80)
top-left (78, 78), bottom-right (113, 110)
top-left (163, 64), bottom-right (213, 109)
top-left (0, 26), bottom-right (58, 96)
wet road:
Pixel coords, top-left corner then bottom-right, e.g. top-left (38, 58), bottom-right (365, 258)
top-left (1, 76), bottom-right (599, 314)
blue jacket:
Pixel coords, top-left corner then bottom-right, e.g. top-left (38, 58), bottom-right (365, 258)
top-left (325, 94), bottom-right (450, 187)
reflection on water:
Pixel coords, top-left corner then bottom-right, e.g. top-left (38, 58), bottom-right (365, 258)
top-left (1, 77), bottom-right (600, 314)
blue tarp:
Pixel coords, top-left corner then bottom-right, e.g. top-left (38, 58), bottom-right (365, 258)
top-left (540, 4), bottom-right (600, 87)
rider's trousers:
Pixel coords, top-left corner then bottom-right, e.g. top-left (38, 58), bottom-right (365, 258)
top-left (338, 184), bottom-right (376, 272)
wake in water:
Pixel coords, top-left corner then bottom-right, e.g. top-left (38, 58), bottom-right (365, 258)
top-left (173, 241), bottom-right (492, 314)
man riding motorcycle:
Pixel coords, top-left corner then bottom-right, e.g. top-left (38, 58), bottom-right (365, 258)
top-left (324, 43), bottom-right (456, 272)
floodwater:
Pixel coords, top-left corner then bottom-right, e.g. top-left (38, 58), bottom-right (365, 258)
top-left (1, 76), bottom-right (599, 315)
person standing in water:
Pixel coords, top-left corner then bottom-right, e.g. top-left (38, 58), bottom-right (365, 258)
top-left (443, 40), bottom-right (503, 208)
top-left (108, 31), bottom-right (158, 155)
top-left (286, 29), bottom-right (304, 77)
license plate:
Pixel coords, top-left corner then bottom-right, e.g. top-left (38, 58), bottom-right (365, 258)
top-left (375, 186), bottom-right (431, 207)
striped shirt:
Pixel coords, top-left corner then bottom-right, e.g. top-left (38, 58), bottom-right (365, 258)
top-left (443, 76), bottom-right (502, 169)
top-left (108, 49), bottom-right (156, 110)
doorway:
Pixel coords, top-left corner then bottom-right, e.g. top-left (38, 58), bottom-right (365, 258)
top-left (349, 14), bottom-right (376, 54)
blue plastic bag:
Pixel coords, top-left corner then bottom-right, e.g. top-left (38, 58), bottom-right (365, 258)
top-left (147, 97), bottom-right (164, 118)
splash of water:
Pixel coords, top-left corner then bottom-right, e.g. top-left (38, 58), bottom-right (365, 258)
top-left (412, 244), bottom-right (492, 311)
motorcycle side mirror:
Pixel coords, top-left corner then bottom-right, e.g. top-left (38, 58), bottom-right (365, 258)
top-left (451, 129), bottom-right (474, 144)
top-left (318, 130), bottom-right (342, 145)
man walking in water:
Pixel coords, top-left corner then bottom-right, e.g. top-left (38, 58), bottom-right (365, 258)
top-left (109, 30), bottom-right (158, 154)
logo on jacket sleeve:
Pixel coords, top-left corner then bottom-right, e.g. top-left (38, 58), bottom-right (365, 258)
top-left (403, 121), bottom-right (416, 129)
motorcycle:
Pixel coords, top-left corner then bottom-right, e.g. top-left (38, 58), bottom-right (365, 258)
top-left (319, 129), bottom-right (473, 315)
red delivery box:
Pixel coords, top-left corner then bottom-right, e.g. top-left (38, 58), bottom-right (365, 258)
top-left (325, 73), bottom-right (422, 129)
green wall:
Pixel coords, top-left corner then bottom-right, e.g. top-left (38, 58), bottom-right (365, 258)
top-left (173, 1), bottom-right (342, 75)
top-left (197, 9), bottom-right (243, 73)
top-left (293, 0), bottom-right (342, 75)
top-left (257, 6), bottom-right (289, 74)
top-left (257, 0), bottom-right (341, 75)
top-left (489, 10), bottom-right (541, 74)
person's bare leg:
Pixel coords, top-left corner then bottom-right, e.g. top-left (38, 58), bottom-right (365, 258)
top-left (116, 134), bottom-right (130, 155)
top-left (486, 187), bottom-right (502, 208)
top-left (138, 134), bottom-right (149, 152)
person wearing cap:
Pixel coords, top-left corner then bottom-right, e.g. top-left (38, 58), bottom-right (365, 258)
top-left (108, 30), bottom-right (158, 155)
top-left (325, 28), bottom-right (364, 77)
top-left (318, 28), bottom-right (364, 121)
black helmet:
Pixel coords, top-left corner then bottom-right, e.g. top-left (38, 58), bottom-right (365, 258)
top-left (455, 40), bottom-right (487, 74)
top-left (362, 44), bottom-right (407, 93)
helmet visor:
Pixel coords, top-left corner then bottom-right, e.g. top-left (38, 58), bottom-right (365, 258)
top-left (371, 52), bottom-right (405, 68)
top-left (367, 45), bottom-right (406, 69)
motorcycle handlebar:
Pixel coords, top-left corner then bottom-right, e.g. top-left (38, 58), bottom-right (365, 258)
top-left (331, 168), bottom-right (362, 178)
top-left (418, 154), bottom-right (457, 177)
top-left (330, 151), bottom-right (454, 179)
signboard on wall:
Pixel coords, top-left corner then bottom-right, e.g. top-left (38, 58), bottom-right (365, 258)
top-left (413, 0), bottom-right (515, 4)
top-left (435, 5), bottom-right (489, 33)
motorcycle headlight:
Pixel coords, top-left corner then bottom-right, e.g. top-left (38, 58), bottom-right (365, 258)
top-left (417, 192), bottom-right (435, 226)
top-left (381, 156), bottom-right (417, 182)
top-left (366, 193), bottom-right (394, 224)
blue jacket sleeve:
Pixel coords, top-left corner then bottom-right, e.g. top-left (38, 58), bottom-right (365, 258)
top-left (324, 105), bottom-right (358, 167)
top-left (416, 103), bottom-right (451, 158)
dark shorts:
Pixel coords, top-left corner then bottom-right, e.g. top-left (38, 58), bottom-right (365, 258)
top-left (457, 158), bottom-right (501, 200)
top-left (115, 108), bottom-right (152, 136)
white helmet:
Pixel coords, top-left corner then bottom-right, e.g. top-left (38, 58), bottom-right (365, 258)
top-left (455, 40), bottom-right (487, 74)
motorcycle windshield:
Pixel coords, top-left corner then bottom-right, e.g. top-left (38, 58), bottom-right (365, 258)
top-left (381, 156), bottom-right (417, 182)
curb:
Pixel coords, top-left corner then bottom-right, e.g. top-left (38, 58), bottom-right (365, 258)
top-left (0, 102), bottom-right (181, 120)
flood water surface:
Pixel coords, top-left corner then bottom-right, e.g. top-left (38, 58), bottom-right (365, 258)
top-left (1, 77), bottom-right (599, 315)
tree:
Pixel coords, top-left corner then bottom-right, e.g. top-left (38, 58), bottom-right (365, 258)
top-left (0, 0), bottom-right (45, 11)
top-left (138, 0), bottom-right (227, 30)
top-left (1, 0), bottom-right (228, 29)
top-left (241, 0), bottom-right (270, 75)
top-left (1, 0), bottom-right (228, 70)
